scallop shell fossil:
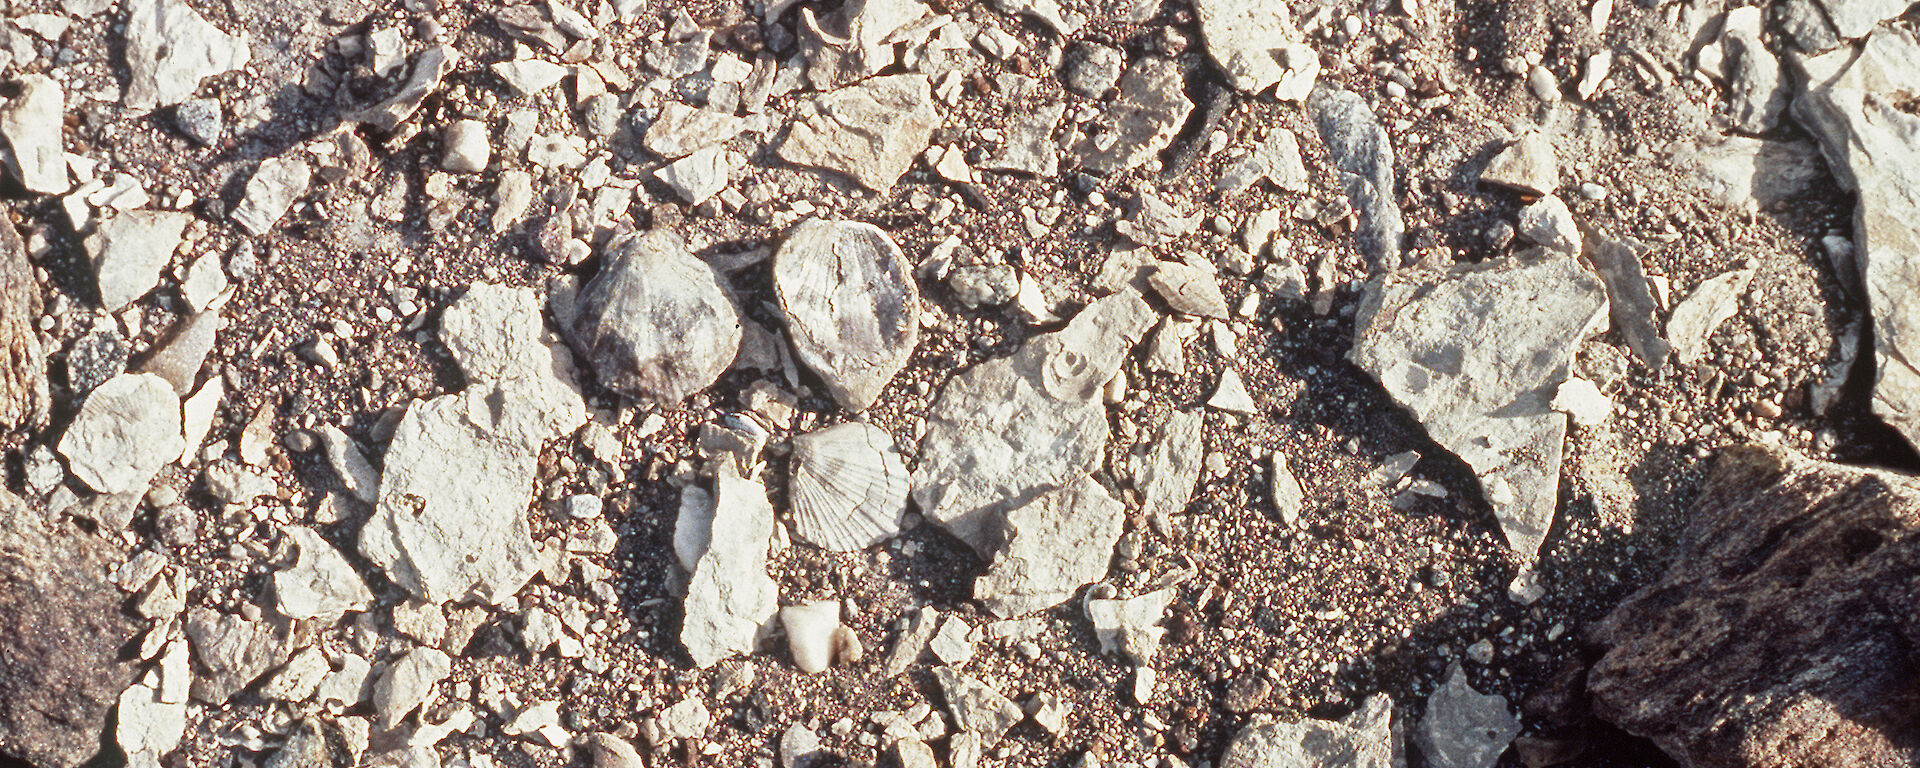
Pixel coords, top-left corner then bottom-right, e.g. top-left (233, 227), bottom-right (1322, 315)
top-left (788, 422), bottom-right (910, 551)
top-left (773, 219), bottom-right (920, 412)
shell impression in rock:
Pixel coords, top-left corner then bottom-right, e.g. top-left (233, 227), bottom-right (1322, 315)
top-left (773, 219), bottom-right (919, 412)
top-left (789, 422), bottom-right (910, 551)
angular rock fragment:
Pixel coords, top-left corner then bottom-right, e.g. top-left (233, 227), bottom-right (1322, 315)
top-left (913, 290), bottom-right (1155, 554)
top-left (1479, 132), bottom-right (1557, 198)
top-left (0, 491), bottom-right (139, 768)
top-left (774, 219), bottom-right (919, 411)
top-left (1418, 663), bottom-right (1519, 768)
top-left (778, 75), bottom-right (938, 192)
top-left (116, 679), bottom-right (186, 768)
top-left (1310, 86), bottom-right (1403, 268)
top-left (979, 75), bottom-right (1064, 177)
top-left (1148, 262), bottom-right (1229, 317)
top-left (973, 476), bottom-right (1125, 617)
top-left (681, 470), bottom-right (778, 667)
top-left (184, 607), bottom-right (292, 703)
top-left (1792, 28), bottom-right (1920, 452)
top-left (232, 157), bottom-right (311, 236)
top-left (1270, 454), bottom-right (1304, 528)
top-left (358, 386), bottom-right (554, 605)
top-left (317, 425), bottom-right (378, 503)
top-left (59, 373), bottom-right (184, 496)
top-left (657, 146), bottom-right (730, 204)
top-left (1666, 268), bottom-right (1753, 366)
top-left (1218, 129), bottom-right (1310, 196)
top-left (1350, 254), bottom-right (1607, 571)
top-left (1220, 696), bottom-right (1396, 768)
top-left (935, 668), bottom-right (1023, 745)
top-left (1679, 137), bottom-right (1826, 213)
top-left (440, 282), bottom-right (584, 432)
top-left (373, 646), bottom-right (451, 731)
top-left (644, 102), bottom-right (743, 159)
top-left (86, 210), bottom-right (190, 311)
top-left (789, 422), bottom-right (909, 551)
top-left (0, 74), bottom-right (66, 194)
top-left (1517, 195), bottom-right (1578, 254)
top-left (780, 601), bottom-right (840, 674)
top-left (273, 526), bottom-right (373, 623)
top-left (798, 0), bottom-right (929, 88)
top-left (1070, 57), bottom-right (1191, 175)
top-left (352, 45), bottom-right (456, 132)
top-left (1208, 367), bottom-right (1259, 415)
top-left (0, 218), bottom-right (44, 429)
top-left (1580, 227), bottom-right (1670, 369)
top-left (1061, 42), bottom-right (1123, 99)
top-left (1718, 8), bottom-right (1788, 133)
top-left (1194, 0), bottom-right (1317, 100)
top-left (1588, 445), bottom-right (1920, 768)
top-left (138, 303), bottom-right (222, 395)
top-left (1135, 410), bottom-right (1202, 526)
top-left (121, 0), bottom-right (251, 111)
top-left (882, 606), bottom-right (937, 676)
top-left (1087, 588), bottom-right (1170, 665)
top-left (568, 229), bottom-right (741, 404)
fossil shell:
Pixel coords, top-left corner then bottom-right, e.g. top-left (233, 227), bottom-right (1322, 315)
top-left (788, 422), bottom-right (910, 551)
top-left (773, 219), bottom-right (920, 412)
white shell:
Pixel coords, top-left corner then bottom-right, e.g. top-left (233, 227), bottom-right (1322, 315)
top-left (788, 422), bottom-right (910, 551)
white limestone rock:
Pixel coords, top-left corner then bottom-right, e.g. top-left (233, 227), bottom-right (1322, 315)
top-left (273, 526), bottom-right (373, 623)
top-left (680, 470), bottom-right (778, 667)
top-left (86, 210), bottom-right (190, 311)
top-left (121, 0), bottom-right (251, 111)
top-left (973, 476), bottom-right (1126, 618)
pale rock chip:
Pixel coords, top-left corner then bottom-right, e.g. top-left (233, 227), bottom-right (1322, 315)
top-left (1086, 588), bottom-right (1171, 665)
top-left (1479, 132), bottom-right (1558, 198)
top-left (1417, 664), bottom-right (1519, 768)
top-left (1208, 367), bottom-right (1259, 415)
top-left (232, 157), bottom-right (311, 236)
top-left (1194, 0), bottom-right (1317, 99)
top-left (780, 600), bottom-right (841, 673)
top-left (1666, 268), bottom-right (1755, 366)
top-left (973, 476), bottom-right (1127, 618)
top-left (273, 526), bottom-right (373, 623)
top-left (0, 74), bottom-right (66, 194)
top-left (1350, 253), bottom-right (1607, 572)
top-left (121, 0), bottom-right (251, 111)
top-left (1070, 57), bottom-right (1191, 175)
top-left (656, 145), bottom-right (730, 204)
top-left (1148, 261), bottom-right (1229, 317)
top-left (1517, 195), bottom-right (1579, 254)
top-left (778, 74), bottom-right (939, 192)
top-left (1135, 410), bottom-right (1203, 526)
top-left (86, 210), bottom-right (190, 311)
top-left (1270, 454), bottom-right (1304, 528)
top-left (1551, 377), bottom-right (1612, 426)
top-left (372, 646), bottom-right (452, 732)
top-left (679, 470), bottom-right (778, 667)
top-left (1220, 695), bottom-right (1397, 768)
top-left (644, 102), bottom-right (743, 159)
top-left (934, 668), bottom-right (1022, 744)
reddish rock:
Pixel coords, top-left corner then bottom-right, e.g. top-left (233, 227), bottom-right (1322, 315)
top-left (1587, 445), bottom-right (1920, 768)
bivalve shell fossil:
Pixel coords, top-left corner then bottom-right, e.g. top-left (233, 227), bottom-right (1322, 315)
top-left (773, 219), bottom-right (920, 412)
top-left (788, 422), bottom-right (910, 551)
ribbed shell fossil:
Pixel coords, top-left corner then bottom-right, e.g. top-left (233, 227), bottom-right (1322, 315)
top-left (773, 219), bottom-right (919, 412)
top-left (788, 422), bottom-right (910, 551)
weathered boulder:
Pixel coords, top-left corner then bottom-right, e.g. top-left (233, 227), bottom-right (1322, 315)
top-left (0, 491), bottom-right (138, 768)
top-left (1587, 445), bottom-right (1920, 768)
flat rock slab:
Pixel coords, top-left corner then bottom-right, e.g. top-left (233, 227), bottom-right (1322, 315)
top-left (774, 219), bottom-right (920, 411)
top-left (0, 74), bottom-right (66, 194)
top-left (1350, 254), bottom-right (1606, 572)
top-left (973, 476), bottom-right (1126, 618)
top-left (568, 229), bottom-right (741, 405)
top-left (778, 74), bottom-right (937, 193)
top-left (86, 210), bottom-right (190, 311)
top-left (1418, 663), bottom-right (1519, 768)
top-left (358, 385), bottom-right (552, 605)
top-left (0, 492), bottom-right (138, 768)
top-left (1792, 28), bottom-right (1920, 454)
top-left (1587, 445), bottom-right (1920, 768)
top-left (913, 290), bottom-right (1154, 555)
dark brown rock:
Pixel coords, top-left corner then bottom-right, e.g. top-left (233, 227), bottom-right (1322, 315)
top-left (0, 215), bottom-right (44, 430)
top-left (1587, 445), bottom-right (1920, 768)
top-left (0, 491), bottom-right (139, 768)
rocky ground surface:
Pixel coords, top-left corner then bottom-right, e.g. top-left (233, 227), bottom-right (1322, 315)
top-left (0, 0), bottom-right (1917, 767)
